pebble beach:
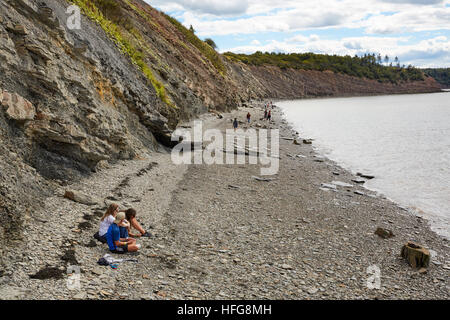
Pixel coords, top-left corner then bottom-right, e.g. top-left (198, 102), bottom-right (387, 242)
top-left (1, 102), bottom-right (449, 300)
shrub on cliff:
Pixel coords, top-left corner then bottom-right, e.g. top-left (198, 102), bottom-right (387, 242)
top-left (163, 13), bottom-right (226, 76)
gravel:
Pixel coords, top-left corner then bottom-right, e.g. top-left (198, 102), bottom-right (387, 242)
top-left (1, 103), bottom-right (448, 300)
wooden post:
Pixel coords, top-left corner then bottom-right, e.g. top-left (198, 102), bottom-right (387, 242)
top-left (401, 241), bottom-right (430, 269)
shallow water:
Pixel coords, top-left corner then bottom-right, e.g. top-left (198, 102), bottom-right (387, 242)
top-left (278, 92), bottom-right (450, 239)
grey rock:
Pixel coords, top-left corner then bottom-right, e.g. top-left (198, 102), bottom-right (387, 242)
top-left (64, 190), bottom-right (100, 206)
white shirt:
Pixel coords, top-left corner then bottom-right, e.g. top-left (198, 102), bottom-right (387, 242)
top-left (99, 215), bottom-right (115, 236)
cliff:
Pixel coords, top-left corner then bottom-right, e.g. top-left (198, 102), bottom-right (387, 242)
top-left (0, 0), bottom-right (442, 255)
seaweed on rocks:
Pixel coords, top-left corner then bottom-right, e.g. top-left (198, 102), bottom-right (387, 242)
top-left (78, 221), bottom-right (92, 230)
top-left (61, 249), bottom-right (79, 265)
top-left (82, 213), bottom-right (94, 221)
top-left (85, 240), bottom-right (97, 248)
top-left (29, 267), bottom-right (65, 280)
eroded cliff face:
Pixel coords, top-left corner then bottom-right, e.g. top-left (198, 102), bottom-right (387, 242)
top-left (242, 65), bottom-right (441, 99)
top-left (0, 0), bottom-right (442, 256)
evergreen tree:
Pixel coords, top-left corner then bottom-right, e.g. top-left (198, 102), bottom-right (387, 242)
top-left (377, 54), bottom-right (382, 65)
top-left (204, 38), bottom-right (218, 49)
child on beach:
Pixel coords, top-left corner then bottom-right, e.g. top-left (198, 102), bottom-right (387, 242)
top-left (106, 212), bottom-right (140, 254)
top-left (123, 208), bottom-right (152, 238)
top-left (94, 203), bottom-right (118, 243)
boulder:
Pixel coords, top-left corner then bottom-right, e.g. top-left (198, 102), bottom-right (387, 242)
top-left (332, 181), bottom-right (354, 188)
top-left (6, 24), bottom-right (28, 35)
top-left (321, 183), bottom-right (337, 190)
top-left (357, 172), bottom-right (375, 179)
top-left (374, 227), bottom-right (394, 239)
top-left (401, 241), bottom-right (430, 269)
top-left (1, 91), bottom-right (36, 121)
top-left (64, 190), bottom-right (100, 206)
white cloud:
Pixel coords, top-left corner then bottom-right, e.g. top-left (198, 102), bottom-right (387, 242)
top-left (146, 0), bottom-right (450, 66)
top-left (363, 7), bottom-right (450, 34)
top-left (164, 1), bottom-right (450, 37)
top-left (287, 34), bottom-right (321, 43)
top-left (222, 36), bottom-right (450, 67)
top-left (148, 0), bottom-right (249, 15)
top-left (380, 0), bottom-right (444, 4)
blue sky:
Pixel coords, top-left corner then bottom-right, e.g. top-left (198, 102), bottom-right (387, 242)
top-left (147, 0), bottom-right (450, 67)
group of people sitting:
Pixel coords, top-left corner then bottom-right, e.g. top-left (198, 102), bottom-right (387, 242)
top-left (93, 203), bottom-right (152, 254)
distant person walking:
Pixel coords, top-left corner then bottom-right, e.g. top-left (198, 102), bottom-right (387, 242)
top-left (264, 109), bottom-right (268, 120)
top-left (233, 118), bottom-right (238, 131)
top-left (267, 110), bottom-right (272, 122)
top-left (247, 112), bottom-right (251, 124)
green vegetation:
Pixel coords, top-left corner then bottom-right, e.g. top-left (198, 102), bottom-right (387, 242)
top-left (122, 0), bottom-right (159, 30)
top-left (224, 51), bottom-right (425, 83)
top-left (423, 68), bottom-right (450, 88)
top-left (204, 38), bottom-right (218, 50)
top-left (69, 0), bottom-right (175, 108)
top-left (163, 13), bottom-right (226, 75)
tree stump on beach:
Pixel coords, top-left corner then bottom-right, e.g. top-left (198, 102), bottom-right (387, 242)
top-left (401, 241), bottom-right (430, 269)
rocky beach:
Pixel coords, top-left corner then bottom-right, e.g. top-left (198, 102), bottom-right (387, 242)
top-left (1, 102), bottom-right (448, 300)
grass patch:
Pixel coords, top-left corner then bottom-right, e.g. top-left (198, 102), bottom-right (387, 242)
top-left (69, 0), bottom-right (175, 108)
top-left (162, 13), bottom-right (226, 76)
top-left (122, 0), bottom-right (159, 30)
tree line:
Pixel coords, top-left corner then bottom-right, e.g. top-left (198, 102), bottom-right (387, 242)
top-left (422, 68), bottom-right (450, 88)
top-left (224, 51), bottom-right (425, 84)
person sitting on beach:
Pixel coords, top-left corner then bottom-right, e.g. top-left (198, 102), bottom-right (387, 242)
top-left (93, 203), bottom-right (118, 244)
top-left (122, 208), bottom-right (152, 238)
top-left (106, 212), bottom-right (140, 254)
top-left (233, 118), bottom-right (238, 131)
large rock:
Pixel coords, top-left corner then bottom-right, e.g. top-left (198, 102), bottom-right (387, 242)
top-left (375, 227), bottom-right (394, 239)
top-left (64, 190), bottom-right (100, 206)
top-left (1, 90), bottom-right (36, 121)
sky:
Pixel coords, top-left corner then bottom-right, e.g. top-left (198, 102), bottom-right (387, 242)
top-left (146, 0), bottom-right (450, 68)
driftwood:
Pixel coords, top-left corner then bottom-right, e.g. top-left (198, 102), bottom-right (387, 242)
top-left (401, 241), bottom-right (430, 269)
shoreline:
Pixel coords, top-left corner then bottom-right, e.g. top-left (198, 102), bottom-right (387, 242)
top-left (274, 96), bottom-right (450, 241)
top-left (270, 89), bottom-right (447, 104)
top-left (1, 102), bottom-right (449, 300)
